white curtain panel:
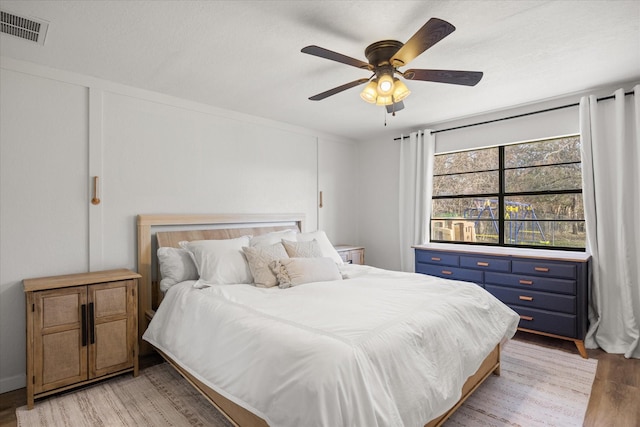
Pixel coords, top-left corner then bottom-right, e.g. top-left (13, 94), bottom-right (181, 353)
top-left (580, 85), bottom-right (640, 358)
top-left (398, 130), bottom-right (435, 272)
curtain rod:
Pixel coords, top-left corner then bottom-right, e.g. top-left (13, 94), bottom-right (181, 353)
top-left (394, 90), bottom-right (635, 141)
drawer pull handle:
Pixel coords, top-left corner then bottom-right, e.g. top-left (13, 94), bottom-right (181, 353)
top-left (519, 279), bottom-right (534, 285)
top-left (519, 295), bottom-right (533, 301)
top-left (534, 267), bottom-right (550, 272)
top-left (520, 315), bottom-right (534, 321)
top-left (477, 262), bottom-right (489, 267)
top-left (431, 257), bottom-right (441, 261)
top-left (441, 270), bottom-right (452, 275)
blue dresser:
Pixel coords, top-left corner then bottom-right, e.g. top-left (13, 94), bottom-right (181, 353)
top-left (415, 246), bottom-right (591, 358)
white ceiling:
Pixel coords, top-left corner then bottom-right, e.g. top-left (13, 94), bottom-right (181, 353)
top-left (1, 1), bottom-right (639, 141)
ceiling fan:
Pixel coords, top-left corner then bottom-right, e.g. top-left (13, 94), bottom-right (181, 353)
top-left (301, 18), bottom-right (483, 113)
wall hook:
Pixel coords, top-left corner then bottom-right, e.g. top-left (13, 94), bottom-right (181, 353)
top-left (91, 176), bottom-right (101, 205)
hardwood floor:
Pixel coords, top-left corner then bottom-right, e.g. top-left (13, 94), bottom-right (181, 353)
top-left (2, 333), bottom-right (638, 426)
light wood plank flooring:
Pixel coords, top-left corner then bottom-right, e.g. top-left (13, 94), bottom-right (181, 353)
top-left (2, 332), bottom-right (638, 427)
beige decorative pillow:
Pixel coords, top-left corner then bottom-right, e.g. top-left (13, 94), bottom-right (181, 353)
top-left (282, 239), bottom-right (322, 258)
top-left (296, 230), bottom-right (344, 265)
top-left (242, 243), bottom-right (289, 288)
top-left (270, 257), bottom-right (342, 289)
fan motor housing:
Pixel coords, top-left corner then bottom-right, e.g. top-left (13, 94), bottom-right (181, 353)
top-left (364, 40), bottom-right (403, 67)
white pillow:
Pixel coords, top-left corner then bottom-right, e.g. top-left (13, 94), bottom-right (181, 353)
top-left (180, 236), bottom-right (252, 285)
top-left (270, 257), bottom-right (342, 289)
top-left (242, 242), bottom-right (289, 288)
top-left (157, 247), bottom-right (199, 292)
top-left (296, 230), bottom-right (343, 265)
top-left (250, 229), bottom-right (298, 247)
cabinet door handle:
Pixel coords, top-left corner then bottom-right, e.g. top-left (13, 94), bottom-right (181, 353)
top-left (431, 257), bottom-right (441, 261)
top-left (519, 279), bottom-right (534, 285)
top-left (81, 304), bottom-right (87, 347)
top-left (88, 302), bottom-right (95, 345)
top-left (477, 261), bottom-right (489, 267)
top-left (534, 266), bottom-right (549, 272)
top-left (519, 295), bottom-right (533, 301)
top-left (520, 315), bottom-right (534, 321)
top-left (441, 270), bottom-right (452, 275)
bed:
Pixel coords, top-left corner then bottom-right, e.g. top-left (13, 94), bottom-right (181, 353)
top-left (137, 213), bottom-right (519, 427)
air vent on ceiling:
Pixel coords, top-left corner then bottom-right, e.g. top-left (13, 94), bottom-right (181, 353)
top-left (1, 10), bottom-right (49, 45)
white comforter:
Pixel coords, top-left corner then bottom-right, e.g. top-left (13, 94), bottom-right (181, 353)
top-left (143, 264), bottom-right (519, 427)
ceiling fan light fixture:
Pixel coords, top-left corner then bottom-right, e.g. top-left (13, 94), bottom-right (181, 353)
top-left (377, 73), bottom-right (394, 95)
top-left (360, 81), bottom-right (378, 103)
top-left (375, 95), bottom-right (394, 106)
top-left (392, 78), bottom-right (411, 102)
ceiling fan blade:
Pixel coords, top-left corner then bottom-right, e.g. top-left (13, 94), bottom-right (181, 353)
top-left (404, 69), bottom-right (483, 86)
top-left (386, 101), bottom-right (405, 114)
top-left (309, 78), bottom-right (371, 101)
top-left (302, 45), bottom-right (372, 70)
top-left (390, 18), bottom-right (456, 67)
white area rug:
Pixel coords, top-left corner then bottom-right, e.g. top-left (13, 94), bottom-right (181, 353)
top-left (445, 339), bottom-right (598, 426)
top-left (17, 339), bottom-right (597, 427)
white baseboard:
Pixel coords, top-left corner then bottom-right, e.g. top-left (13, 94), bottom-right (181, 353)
top-left (0, 373), bottom-right (26, 394)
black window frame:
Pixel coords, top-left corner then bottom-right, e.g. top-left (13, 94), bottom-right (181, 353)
top-left (430, 135), bottom-right (585, 251)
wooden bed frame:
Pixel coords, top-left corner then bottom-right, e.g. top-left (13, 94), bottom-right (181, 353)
top-left (136, 213), bottom-right (501, 427)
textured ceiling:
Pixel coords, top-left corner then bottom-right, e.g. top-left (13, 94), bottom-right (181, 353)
top-left (1, 1), bottom-right (639, 141)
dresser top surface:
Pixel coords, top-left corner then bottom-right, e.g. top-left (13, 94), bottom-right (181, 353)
top-left (413, 243), bottom-right (590, 263)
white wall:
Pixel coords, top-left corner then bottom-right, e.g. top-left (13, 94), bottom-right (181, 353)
top-left (318, 136), bottom-right (360, 246)
top-left (357, 81), bottom-right (640, 271)
top-left (0, 58), bottom-right (359, 392)
top-left (0, 68), bottom-right (90, 392)
top-left (356, 138), bottom-right (401, 270)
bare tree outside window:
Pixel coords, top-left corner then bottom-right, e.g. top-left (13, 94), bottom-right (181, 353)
top-left (430, 135), bottom-right (585, 250)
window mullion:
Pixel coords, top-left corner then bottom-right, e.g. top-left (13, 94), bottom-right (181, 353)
top-left (498, 146), bottom-right (505, 245)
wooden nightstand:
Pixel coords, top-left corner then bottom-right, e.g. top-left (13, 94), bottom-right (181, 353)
top-left (334, 245), bottom-right (365, 265)
top-left (23, 269), bottom-right (141, 408)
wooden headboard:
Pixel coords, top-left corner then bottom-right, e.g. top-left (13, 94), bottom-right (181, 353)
top-left (137, 213), bottom-right (304, 355)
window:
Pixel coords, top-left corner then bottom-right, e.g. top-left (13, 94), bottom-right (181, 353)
top-left (430, 135), bottom-right (585, 250)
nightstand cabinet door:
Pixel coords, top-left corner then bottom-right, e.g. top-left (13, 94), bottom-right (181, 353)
top-left (89, 280), bottom-right (137, 378)
top-left (33, 287), bottom-right (88, 394)
top-left (346, 249), bottom-right (364, 265)
top-left (335, 246), bottom-right (365, 265)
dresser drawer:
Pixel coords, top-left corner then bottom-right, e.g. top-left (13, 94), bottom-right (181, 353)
top-left (510, 305), bottom-right (577, 338)
top-left (485, 272), bottom-right (576, 295)
top-left (416, 264), bottom-right (483, 284)
top-left (415, 250), bottom-right (459, 267)
top-left (486, 285), bottom-right (576, 314)
top-left (460, 255), bottom-right (510, 272)
top-left (512, 260), bottom-right (576, 279)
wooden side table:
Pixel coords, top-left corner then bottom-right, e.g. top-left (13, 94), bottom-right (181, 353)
top-left (23, 269), bottom-right (140, 408)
